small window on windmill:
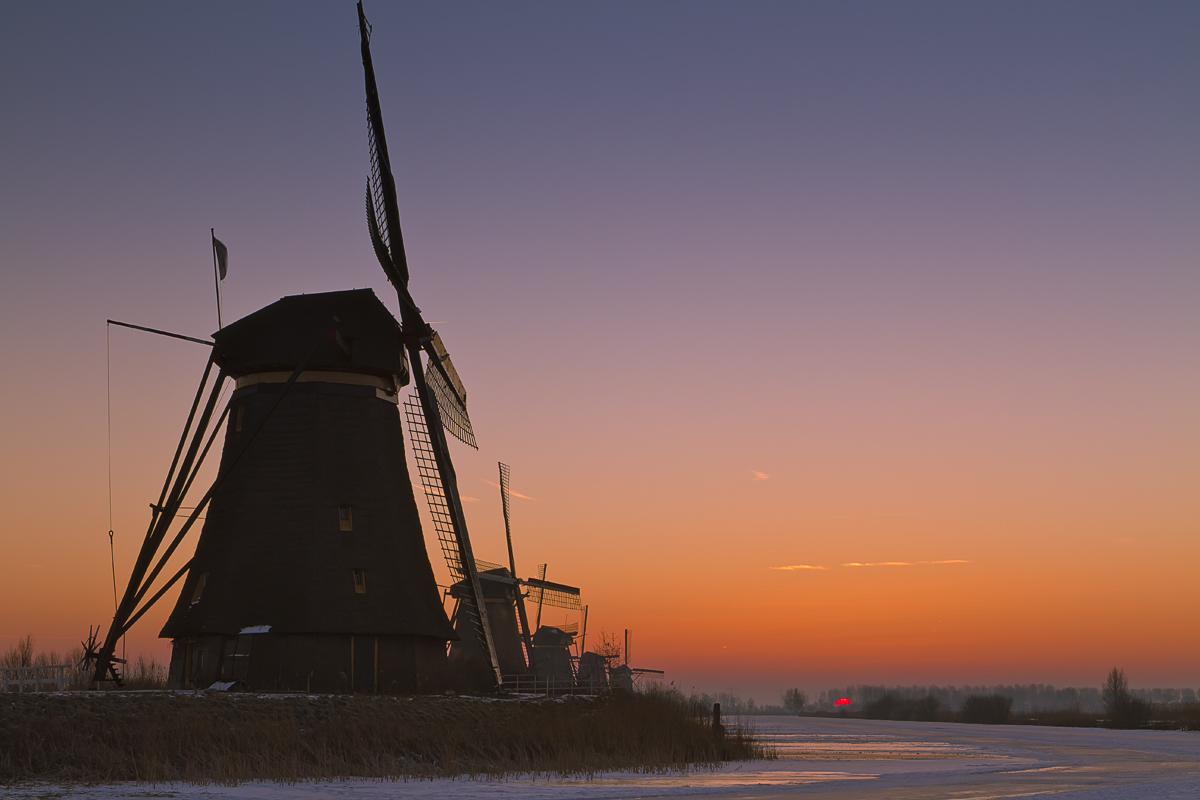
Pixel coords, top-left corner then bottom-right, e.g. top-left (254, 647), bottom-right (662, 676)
top-left (339, 504), bottom-right (353, 531)
top-left (235, 405), bottom-right (245, 432)
top-left (190, 572), bottom-right (208, 605)
top-left (353, 568), bottom-right (367, 594)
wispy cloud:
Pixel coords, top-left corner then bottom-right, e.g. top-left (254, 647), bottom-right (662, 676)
top-left (842, 560), bottom-right (969, 567)
top-left (752, 471), bottom-right (770, 481)
top-left (770, 564), bottom-right (827, 571)
top-left (410, 481), bottom-right (478, 502)
top-left (480, 478), bottom-right (536, 500)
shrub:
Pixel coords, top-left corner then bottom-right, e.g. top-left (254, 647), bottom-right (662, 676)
top-left (961, 694), bottom-right (1012, 724)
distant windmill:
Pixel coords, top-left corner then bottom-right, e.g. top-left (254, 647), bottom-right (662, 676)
top-left (83, 2), bottom-right (502, 691)
top-left (425, 461), bottom-right (584, 688)
top-left (494, 463), bottom-right (586, 674)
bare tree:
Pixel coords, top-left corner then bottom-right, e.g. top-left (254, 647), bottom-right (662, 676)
top-left (1, 634), bottom-right (36, 668)
top-left (593, 629), bottom-right (623, 659)
top-left (1103, 667), bottom-right (1149, 729)
top-left (783, 688), bottom-right (808, 714)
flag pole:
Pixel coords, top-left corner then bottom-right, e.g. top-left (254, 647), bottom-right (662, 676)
top-left (211, 228), bottom-right (223, 329)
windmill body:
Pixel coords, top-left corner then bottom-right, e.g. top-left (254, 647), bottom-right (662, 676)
top-left (446, 568), bottom-right (527, 690)
top-left (530, 625), bottom-right (575, 681)
top-left (160, 290), bottom-right (456, 692)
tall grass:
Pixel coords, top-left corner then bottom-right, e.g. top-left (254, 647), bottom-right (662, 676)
top-left (0, 687), bottom-right (763, 784)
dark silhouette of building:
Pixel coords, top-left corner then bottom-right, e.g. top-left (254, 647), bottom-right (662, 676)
top-left (161, 289), bottom-right (455, 692)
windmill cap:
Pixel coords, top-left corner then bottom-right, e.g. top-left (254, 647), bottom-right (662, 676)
top-left (532, 626), bottom-right (575, 647)
top-left (212, 289), bottom-right (408, 382)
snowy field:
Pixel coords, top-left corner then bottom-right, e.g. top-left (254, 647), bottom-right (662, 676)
top-left (11, 716), bottom-right (1198, 799)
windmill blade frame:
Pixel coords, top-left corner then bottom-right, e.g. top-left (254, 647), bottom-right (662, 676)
top-left (425, 334), bottom-right (476, 449)
top-left (500, 462), bottom-right (535, 671)
top-left (522, 576), bottom-right (583, 611)
top-left (358, 1), bottom-right (501, 686)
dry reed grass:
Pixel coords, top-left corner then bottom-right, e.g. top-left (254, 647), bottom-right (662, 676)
top-left (0, 688), bottom-right (762, 785)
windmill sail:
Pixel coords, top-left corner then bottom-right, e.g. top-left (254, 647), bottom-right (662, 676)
top-left (425, 333), bottom-right (476, 449)
top-left (359, 3), bottom-right (407, 291)
top-left (403, 394), bottom-right (468, 582)
top-left (403, 392), bottom-right (498, 678)
top-left (500, 462), bottom-right (535, 669)
top-left (525, 577), bottom-right (583, 611)
top-left (359, 1), bottom-right (500, 685)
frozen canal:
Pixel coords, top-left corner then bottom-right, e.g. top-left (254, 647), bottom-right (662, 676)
top-left (13, 716), bottom-right (1199, 799)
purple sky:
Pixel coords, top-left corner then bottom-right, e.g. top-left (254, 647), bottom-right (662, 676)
top-left (2, 1), bottom-right (1198, 700)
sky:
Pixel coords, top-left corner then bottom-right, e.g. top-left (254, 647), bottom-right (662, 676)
top-left (1, 1), bottom-right (1197, 703)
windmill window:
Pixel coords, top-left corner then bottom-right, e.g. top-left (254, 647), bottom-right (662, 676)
top-left (353, 569), bottom-right (367, 594)
top-left (339, 504), bottom-right (353, 531)
top-left (190, 572), bottom-right (208, 605)
top-left (235, 405), bottom-right (245, 432)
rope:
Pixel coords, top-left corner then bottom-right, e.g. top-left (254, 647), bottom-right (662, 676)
top-left (106, 323), bottom-right (125, 667)
top-left (107, 325), bottom-right (117, 613)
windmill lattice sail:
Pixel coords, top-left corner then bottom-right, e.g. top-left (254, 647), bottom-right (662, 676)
top-left (403, 394), bottom-right (468, 582)
top-left (403, 393), bottom-right (493, 669)
top-left (525, 579), bottom-right (584, 611)
top-left (425, 333), bottom-right (476, 449)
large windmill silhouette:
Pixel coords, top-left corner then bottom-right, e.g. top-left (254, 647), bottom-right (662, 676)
top-left (84, 2), bottom-right (503, 691)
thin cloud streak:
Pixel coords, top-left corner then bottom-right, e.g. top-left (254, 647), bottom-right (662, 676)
top-left (480, 478), bottom-right (536, 500)
top-left (752, 471), bottom-right (770, 481)
top-left (770, 564), bottom-right (827, 571)
top-left (409, 482), bottom-right (478, 502)
top-left (842, 560), bottom-right (970, 567)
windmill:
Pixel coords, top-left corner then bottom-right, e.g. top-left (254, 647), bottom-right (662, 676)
top-left (83, 2), bottom-right (504, 691)
top-left (431, 461), bottom-right (584, 688)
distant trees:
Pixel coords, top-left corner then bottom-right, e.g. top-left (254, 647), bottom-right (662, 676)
top-left (1103, 667), bottom-right (1150, 729)
top-left (783, 688), bottom-right (808, 714)
top-left (961, 694), bottom-right (1013, 724)
top-left (863, 693), bottom-right (940, 721)
top-left (815, 683), bottom-right (1109, 713)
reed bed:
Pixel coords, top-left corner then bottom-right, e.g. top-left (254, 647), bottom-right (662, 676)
top-left (0, 688), bottom-right (762, 785)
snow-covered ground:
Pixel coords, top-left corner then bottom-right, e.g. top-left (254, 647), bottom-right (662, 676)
top-left (11, 716), bottom-right (1199, 799)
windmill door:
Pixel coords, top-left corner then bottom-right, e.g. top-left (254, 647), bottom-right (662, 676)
top-left (351, 635), bottom-right (376, 693)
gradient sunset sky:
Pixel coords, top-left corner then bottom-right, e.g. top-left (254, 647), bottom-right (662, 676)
top-left (2, 1), bottom-right (1197, 702)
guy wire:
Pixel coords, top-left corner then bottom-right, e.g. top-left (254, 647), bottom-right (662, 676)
top-left (107, 325), bottom-right (117, 613)
top-left (107, 323), bottom-right (125, 665)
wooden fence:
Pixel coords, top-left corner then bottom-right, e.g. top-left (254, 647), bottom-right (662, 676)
top-left (1, 664), bottom-right (71, 692)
